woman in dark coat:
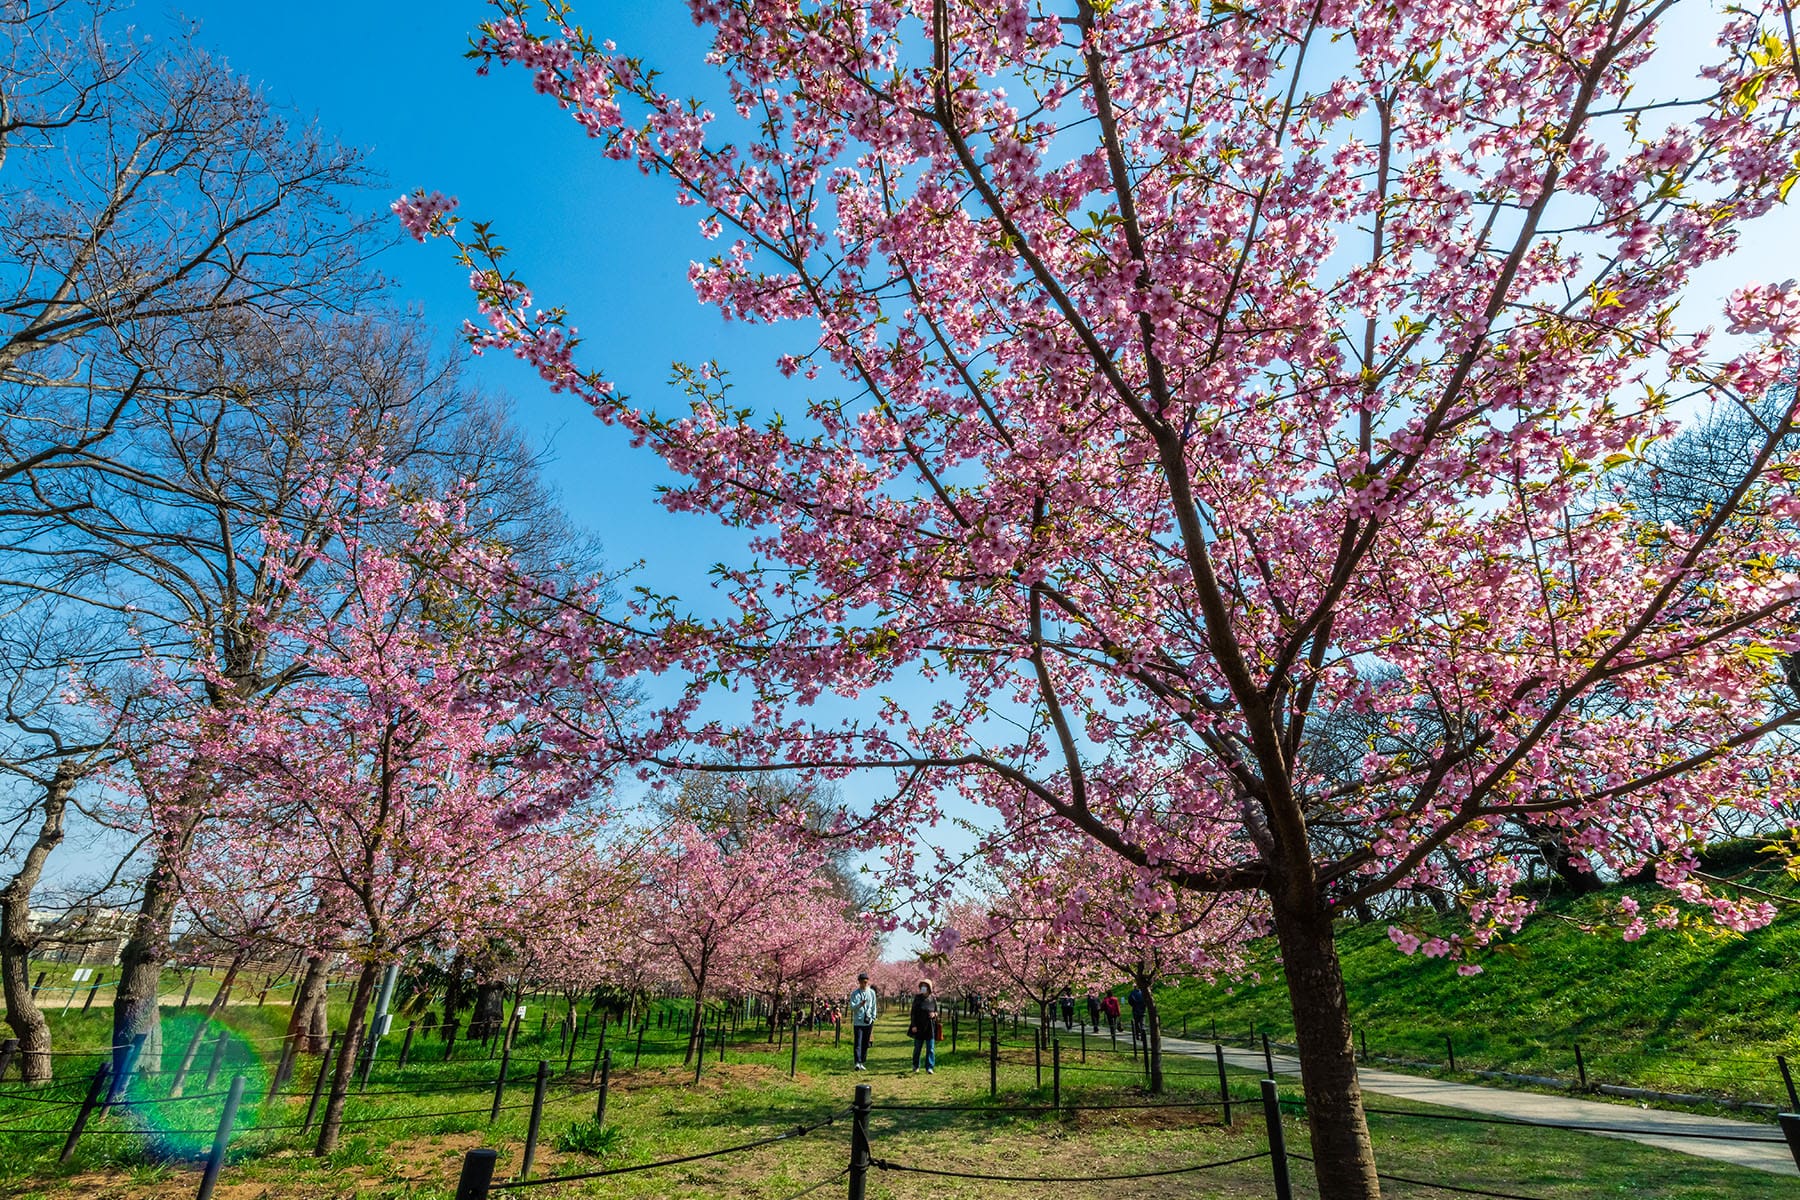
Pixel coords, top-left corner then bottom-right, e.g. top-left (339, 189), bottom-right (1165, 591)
top-left (907, 979), bottom-right (940, 1074)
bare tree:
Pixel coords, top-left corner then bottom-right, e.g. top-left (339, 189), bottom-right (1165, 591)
top-left (0, 1), bottom-right (369, 500)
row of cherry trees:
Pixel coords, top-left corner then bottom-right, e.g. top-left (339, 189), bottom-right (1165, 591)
top-left (402, 1), bottom-right (1800, 1197)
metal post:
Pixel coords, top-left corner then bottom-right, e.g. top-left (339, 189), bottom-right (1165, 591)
top-left (195, 1074), bottom-right (246, 1200)
top-left (1080, 1027), bottom-right (1086, 1062)
top-left (179, 972), bottom-right (196, 1010)
top-left (82, 972), bottom-right (105, 1011)
top-left (30, 970), bottom-right (45, 999)
top-left (1446, 1034), bottom-right (1456, 1073)
top-left (1034, 1026), bottom-right (1042, 1088)
top-left (520, 1061), bottom-right (549, 1181)
top-left (634, 1024), bottom-right (644, 1069)
top-left (302, 1033), bottom-right (337, 1134)
top-left (1262, 1032), bottom-right (1274, 1078)
top-left (1215, 1043), bottom-right (1232, 1126)
top-left (789, 1020), bottom-right (800, 1079)
top-left (1359, 1028), bottom-right (1368, 1063)
top-left (1780, 1054), bottom-right (1799, 1111)
top-left (490, 1037), bottom-right (512, 1124)
top-left (847, 1082), bottom-right (871, 1200)
top-left (595, 1049), bottom-right (612, 1125)
top-left (59, 1063), bottom-right (110, 1163)
top-left (1261, 1078), bottom-right (1294, 1200)
top-left (1575, 1043), bottom-right (1588, 1090)
top-left (1052, 1038), bottom-right (1061, 1112)
top-left (455, 1148), bottom-right (498, 1200)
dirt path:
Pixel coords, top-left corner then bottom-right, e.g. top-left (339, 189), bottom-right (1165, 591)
top-left (1156, 1032), bottom-right (1798, 1177)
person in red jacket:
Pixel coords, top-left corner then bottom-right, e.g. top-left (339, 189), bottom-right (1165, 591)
top-left (1101, 992), bottom-right (1121, 1035)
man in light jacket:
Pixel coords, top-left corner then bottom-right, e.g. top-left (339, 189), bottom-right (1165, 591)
top-left (848, 972), bottom-right (878, 1071)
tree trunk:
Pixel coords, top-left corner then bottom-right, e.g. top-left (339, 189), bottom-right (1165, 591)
top-left (1531, 827), bottom-right (1603, 895)
top-left (113, 833), bottom-right (193, 1078)
top-left (315, 961), bottom-right (378, 1155)
top-left (685, 983), bottom-right (708, 1065)
top-left (1273, 889), bottom-right (1381, 1200)
top-left (288, 956), bottom-right (329, 1054)
top-left (0, 764), bottom-right (77, 1083)
top-left (441, 952), bottom-right (467, 1039)
top-left (470, 981), bottom-right (506, 1041)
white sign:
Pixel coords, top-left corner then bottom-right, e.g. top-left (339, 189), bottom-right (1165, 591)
top-left (70, 968), bottom-right (91, 983)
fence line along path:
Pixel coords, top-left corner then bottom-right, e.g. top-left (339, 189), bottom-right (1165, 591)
top-left (1154, 1031), bottom-right (1798, 1177)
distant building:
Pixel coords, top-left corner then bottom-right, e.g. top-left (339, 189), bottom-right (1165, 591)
top-left (26, 906), bottom-right (135, 966)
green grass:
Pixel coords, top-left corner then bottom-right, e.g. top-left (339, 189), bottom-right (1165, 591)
top-left (1156, 872), bottom-right (1800, 1109)
top-left (0, 999), bottom-right (1789, 1198)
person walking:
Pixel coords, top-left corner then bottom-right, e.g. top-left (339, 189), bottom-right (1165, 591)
top-left (1127, 985), bottom-right (1147, 1042)
top-left (907, 979), bottom-right (940, 1075)
top-left (1101, 992), bottom-right (1120, 1035)
top-left (1058, 987), bottom-right (1075, 1030)
top-left (848, 972), bottom-right (878, 1071)
top-left (1085, 989), bottom-right (1101, 1031)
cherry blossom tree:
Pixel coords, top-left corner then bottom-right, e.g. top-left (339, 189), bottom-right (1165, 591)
top-left (628, 823), bottom-right (849, 1064)
top-left (135, 470), bottom-right (615, 1153)
top-left (739, 886), bottom-right (875, 1035)
top-left (419, 1), bottom-right (1800, 1194)
top-left (1016, 833), bottom-right (1265, 1091)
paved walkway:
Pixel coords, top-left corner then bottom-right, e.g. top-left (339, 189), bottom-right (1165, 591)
top-left (1157, 1031), bottom-right (1797, 1177)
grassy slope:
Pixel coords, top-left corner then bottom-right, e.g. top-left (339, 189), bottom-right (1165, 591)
top-left (1158, 876), bottom-right (1800, 1107)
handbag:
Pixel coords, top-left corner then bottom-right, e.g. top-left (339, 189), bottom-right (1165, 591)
top-left (933, 1017), bottom-right (943, 1041)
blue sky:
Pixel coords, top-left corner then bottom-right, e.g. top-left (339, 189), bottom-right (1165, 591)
top-left (175, 1), bottom-right (796, 598)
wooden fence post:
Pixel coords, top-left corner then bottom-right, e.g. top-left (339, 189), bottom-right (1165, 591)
top-left (1445, 1035), bottom-right (1457, 1073)
top-left (1215, 1043), bottom-right (1233, 1126)
top-left (81, 973), bottom-right (106, 1011)
top-left (595, 1049), bottom-right (612, 1125)
top-left (203, 1031), bottom-right (230, 1090)
top-left (302, 1033), bottom-right (337, 1134)
top-left (1778, 1112), bottom-right (1800, 1172)
top-left (455, 1148), bottom-right (497, 1200)
top-left (520, 1060), bottom-right (549, 1181)
top-left (1575, 1043), bottom-right (1589, 1090)
top-left (989, 1027), bottom-right (998, 1097)
top-left (1261, 1078), bottom-right (1293, 1200)
top-left (1052, 1038), bottom-right (1061, 1113)
top-left (195, 1074), bottom-right (246, 1200)
top-left (847, 1082), bottom-right (871, 1200)
top-left (1261, 1033), bottom-right (1274, 1079)
top-left (60, 1063), bottom-right (111, 1163)
top-left (398, 1022), bottom-right (416, 1071)
top-left (489, 1037), bottom-right (513, 1124)
top-left (1777, 1054), bottom-right (1797, 1111)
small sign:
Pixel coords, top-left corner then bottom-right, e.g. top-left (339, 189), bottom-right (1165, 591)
top-left (374, 1014), bottom-right (393, 1039)
top-left (70, 968), bottom-right (91, 983)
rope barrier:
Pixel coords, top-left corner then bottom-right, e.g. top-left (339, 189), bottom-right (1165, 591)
top-left (772, 1167), bottom-right (849, 1200)
top-left (868, 1149), bottom-right (1272, 1182)
top-left (487, 1112), bottom-right (843, 1191)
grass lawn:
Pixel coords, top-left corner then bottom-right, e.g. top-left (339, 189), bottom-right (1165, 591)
top-left (1, 997), bottom-right (1790, 1199)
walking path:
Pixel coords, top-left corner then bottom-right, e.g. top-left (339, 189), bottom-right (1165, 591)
top-left (1156, 1031), bottom-right (1797, 1177)
top-left (1024, 1017), bottom-right (1793, 1176)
